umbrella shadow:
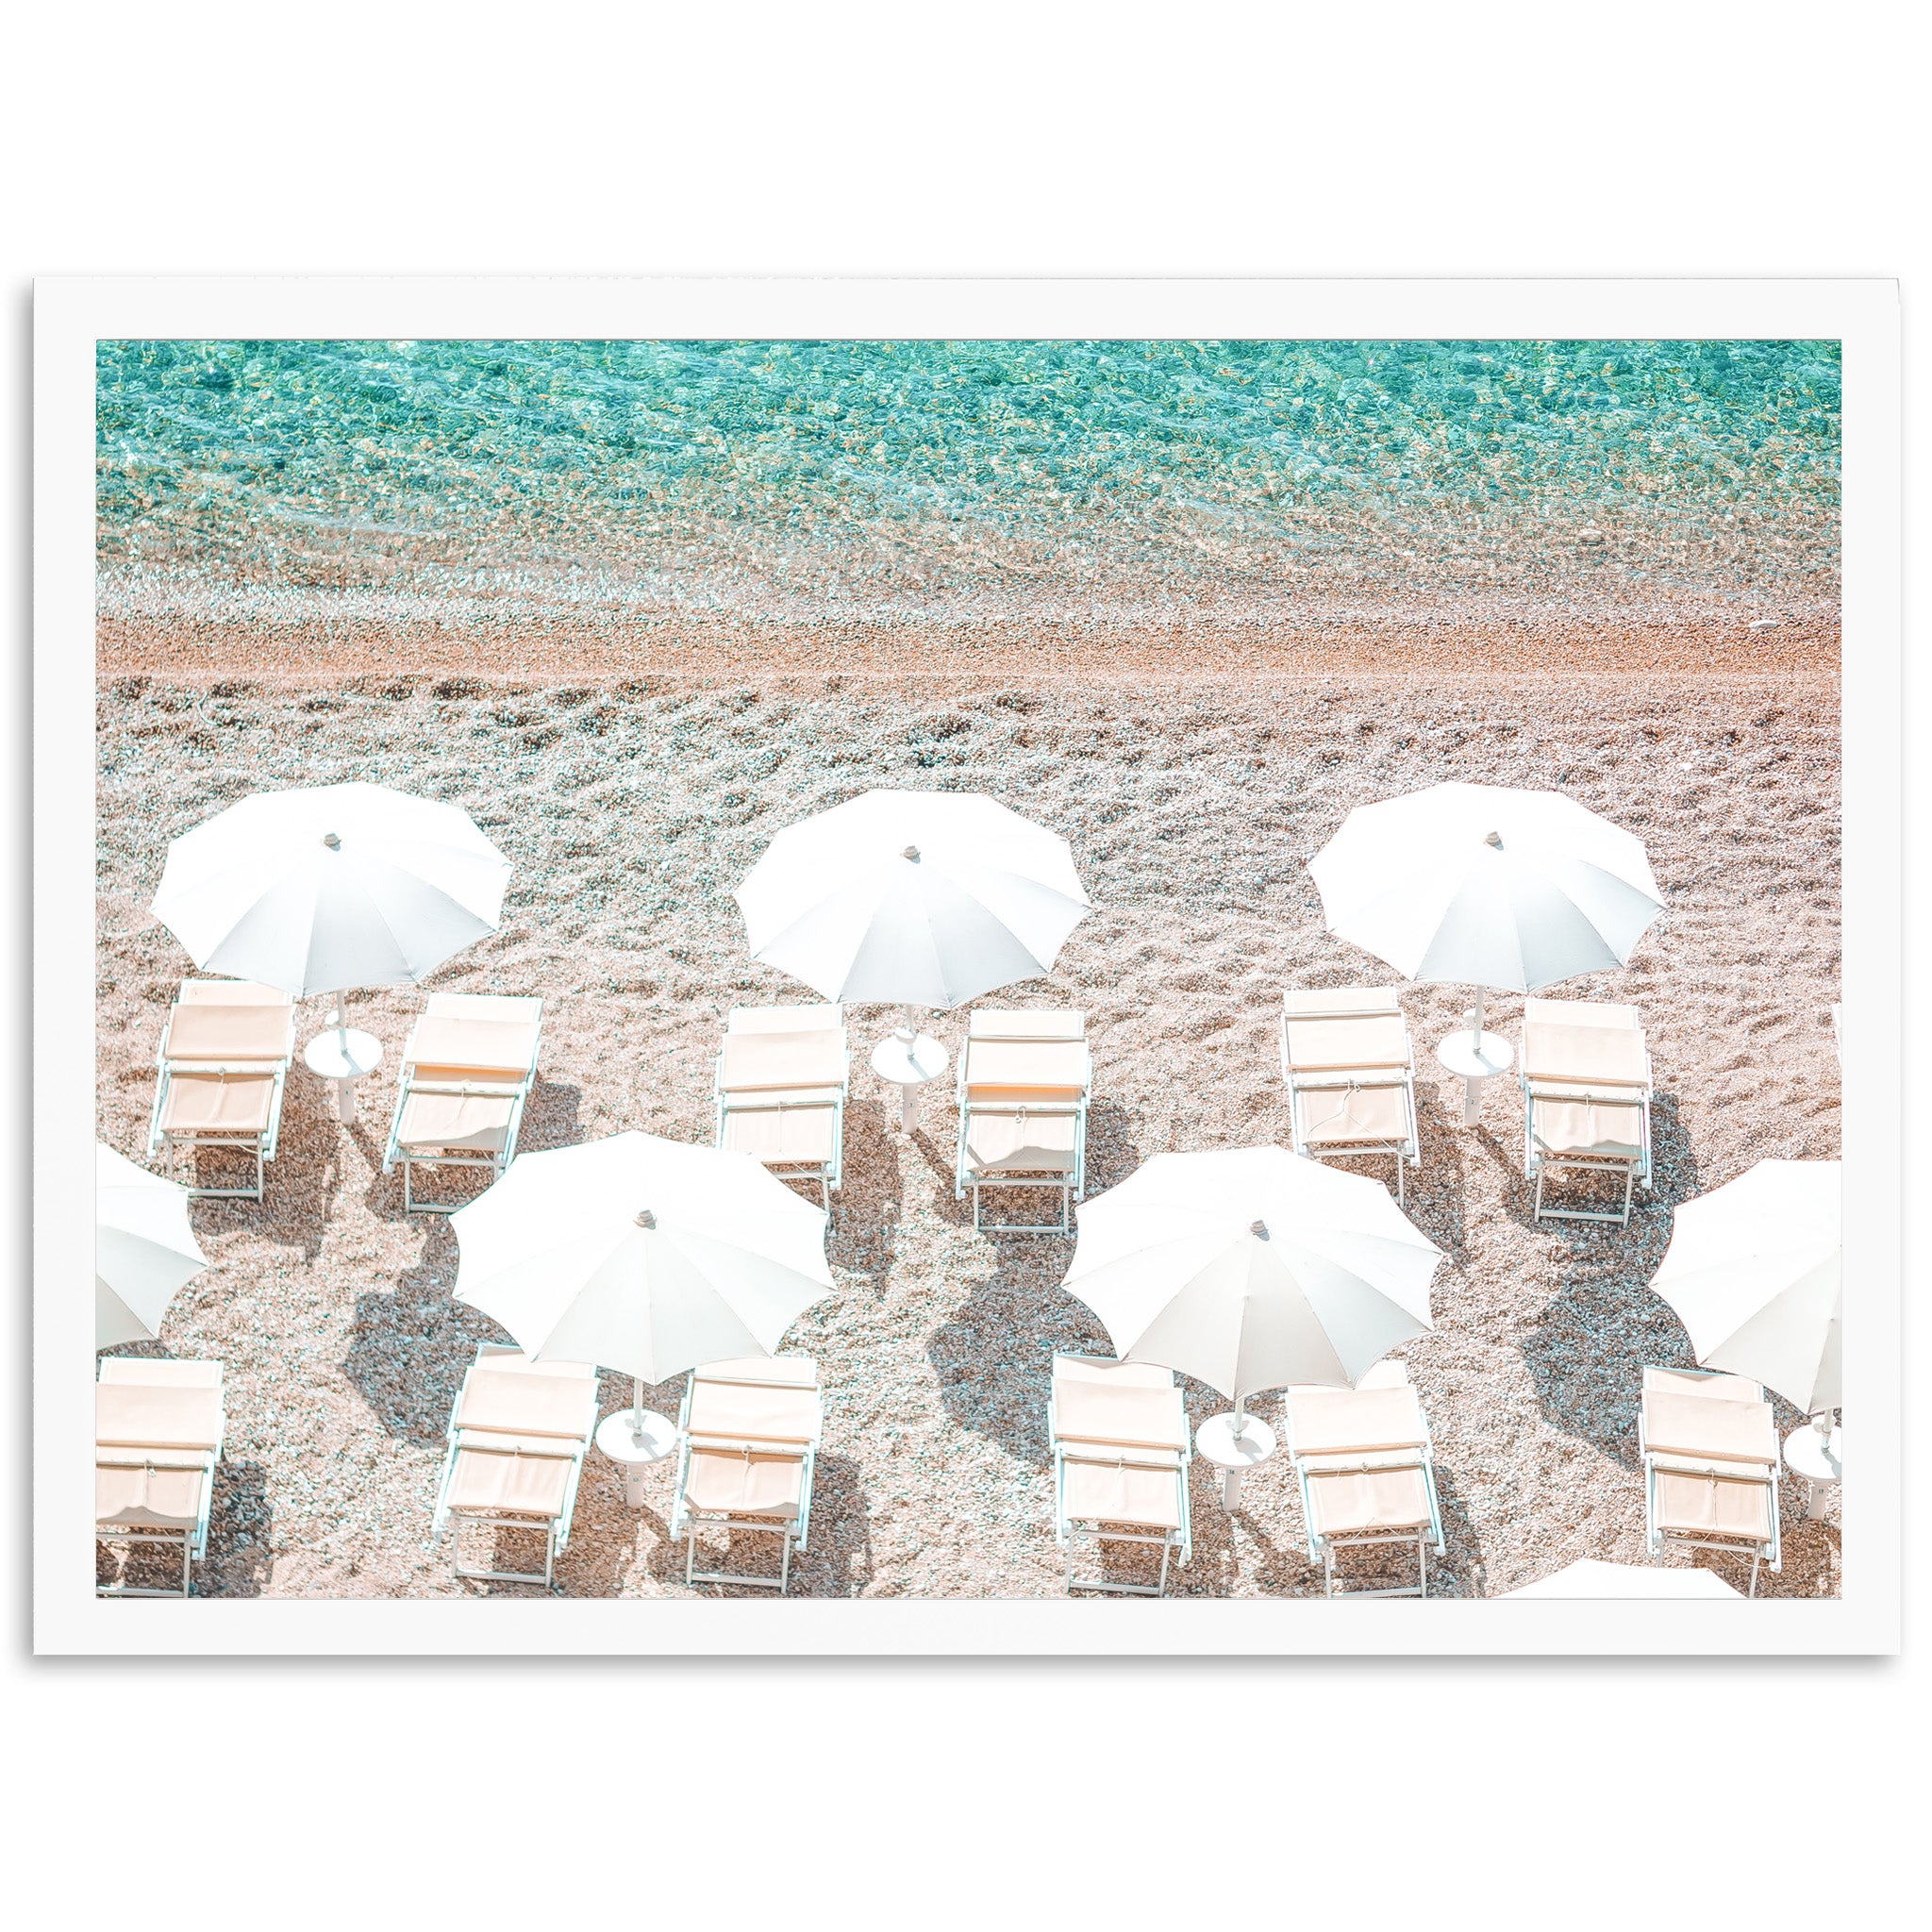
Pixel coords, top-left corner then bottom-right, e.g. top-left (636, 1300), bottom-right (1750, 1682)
top-left (925, 1290), bottom-right (1111, 1467)
top-left (341, 1221), bottom-right (498, 1444)
top-left (826, 1091), bottom-right (905, 1291)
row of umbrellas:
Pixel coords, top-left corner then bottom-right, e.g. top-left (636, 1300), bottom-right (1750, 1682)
top-left (104, 773), bottom-right (1841, 1471)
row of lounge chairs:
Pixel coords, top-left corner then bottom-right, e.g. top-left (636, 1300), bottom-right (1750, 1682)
top-left (150, 977), bottom-right (1655, 1231)
top-left (98, 1351), bottom-right (1782, 1599)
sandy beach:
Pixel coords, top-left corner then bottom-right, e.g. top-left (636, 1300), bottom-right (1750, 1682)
top-left (94, 642), bottom-right (1841, 1600)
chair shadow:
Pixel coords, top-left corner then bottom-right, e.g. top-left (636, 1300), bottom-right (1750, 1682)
top-left (205, 1458), bottom-right (274, 1596)
top-left (826, 1091), bottom-right (904, 1291)
top-left (183, 1067), bottom-right (350, 1263)
top-left (341, 1219), bottom-right (502, 1445)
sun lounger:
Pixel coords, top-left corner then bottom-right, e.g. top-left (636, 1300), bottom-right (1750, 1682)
top-left (1520, 997), bottom-right (1654, 1225)
top-left (713, 1004), bottom-right (848, 1208)
top-left (96, 1358), bottom-right (225, 1597)
top-left (145, 979), bottom-right (294, 1202)
top-left (429, 1344), bottom-right (596, 1588)
top-left (1638, 1365), bottom-right (1781, 1596)
top-left (669, 1356), bottom-right (823, 1593)
top-left (1284, 1361), bottom-right (1444, 1598)
top-left (954, 1009), bottom-right (1091, 1235)
top-left (1048, 1354), bottom-right (1192, 1595)
top-left (1279, 986), bottom-right (1421, 1205)
top-left (383, 993), bottom-right (542, 1213)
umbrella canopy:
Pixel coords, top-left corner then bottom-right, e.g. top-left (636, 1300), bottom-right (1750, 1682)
top-left (1059, 1146), bottom-right (1442, 1408)
top-left (733, 789), bottom-right (1091, 1009)
top-left (96, 1141), bottom-right (208, 1349)
top-left (1501, 1558), bottom-right (1742, 1600)
top-left (450, 1132), bottom-right (834, 1386)
top-left (152, 781), bottom-right (512, 997)
top-left (1308, 782), bottom-right (1663, 994)
top-left (1647, 1158), bottom-right (1840, 1414)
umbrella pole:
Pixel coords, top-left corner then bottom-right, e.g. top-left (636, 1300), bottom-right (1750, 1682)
top-left (632, 1375), bottom-right (645, 1439)
top-left (1471, 986), bottom-right (1485, 1050)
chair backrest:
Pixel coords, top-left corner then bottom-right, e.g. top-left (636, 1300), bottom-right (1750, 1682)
top-left (1641, 1367), bottom-right (1774, 1466)
top-left (1286, 1381), bottom-right (1429, 1457)
top-left (969, 1008), bottom-right (1086, 1041)
top-left (1051, 1357), bottom-right (1188, 1451)
top-left (728, 1005), bottom-right (844, 1036)
top-left (1281, 987), bottom-right (1411, 1074)
top-left (719, 1028), bottom-right (846, 1093)
top-left (456, 1347), bottom-right (593, 1441)
top-left (163, 999), bottom-right (293, 1064)
top-left (96, 1359), bottom-right (225, 1452)
top-left (176, 979), bottom-right (291, 1008)
top-left (1524, 997), bottom-right (1640, 1031)
top-left (1523, 1001), bottom-right (1648, 1088)
top-left (961, 1034), bottom-right (1090, 1098)
top-left (688, 1356), bottom-right (822, 1445)
top-left (409, 995), bottom-right (542, 1076)
top-left (1282, 985), bottom-right (1402, 1020)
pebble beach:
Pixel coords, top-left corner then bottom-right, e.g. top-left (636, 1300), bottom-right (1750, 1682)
top-left (93, 651), bottom-right (1841, 1599)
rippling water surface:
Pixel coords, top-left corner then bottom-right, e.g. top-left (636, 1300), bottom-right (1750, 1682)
top-left (96, 339), bottom-right (1840, 616)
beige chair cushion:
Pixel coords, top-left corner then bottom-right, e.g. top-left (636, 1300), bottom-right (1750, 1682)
top-left (425, 992), bottom-right (543, 1026)
top-left (1306, 1463), bottom-right (1434, 1538)
top-left (96, 1460), bottom-right (208, 1529)
top-left (159, 1071), bottom-right (277, 1134)
top-left (720, 1029), bottom-right (846, 1091)
top-left (965, 1109), bottom-right (1079, 1175)
top-left (164, 1003), bottom-right (292, 1062)
top-left (398, 1082), bottom-right (519, 1152)
top-left (1532, 1097), bottom-right (1645, 1159)
top-left (177, 978), bottom-right (289, 1008)
top-left (1643, 1391), bottom-right (1776, 1464)
top-left (1642, 1366), bottom-right (1762, 1403)
top-left (1054, 1374), bottom-right (1190, 1452)
top-left (404, 1016), bottom-right (538, 1075)
top-left (1283, 986), bottom-right (1401, 1019)
top-left (99, 1357), bottom-right (223, 1389)
top-left (457, 1358), bottom-right (594, 1440)
top-left (683, 1444), bottom-right (807, 1518)
top-left (1298, 1083), bottom-right (1410, 1147)
top-left (722, 1103), bottom-right (840, 1165)
top-left (1055, 1355), bottom-right (1173, 1390)
top-left (96, 1381), bottom-right (223, 1452)
top-left (729, 1003), bottom-right (842, 1036)
top-left (1061, 1451), bottom-right (1184, 1531)
top-left (1523, 1020), bottom-right (1648, 1088)
top-left (445, 1445), bottom-right (573, 1518)
top-left (960, 1037), bottom-right (1090, 1098)
top-left (1284, 1012), bottom-right (1410, 1074)
top-left (1288, 1384), bottom-right (1429, 1457)
top-left (688, 1374), bottom-right (822, 1443)
top-left (1654, 1467), bottom-right (1774, 1542)
top-left (1524, 997), bottom-right (1641, 1030)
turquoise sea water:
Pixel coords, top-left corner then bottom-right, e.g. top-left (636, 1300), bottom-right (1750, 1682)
top-left (95, 339), bottom-right (1840, 611)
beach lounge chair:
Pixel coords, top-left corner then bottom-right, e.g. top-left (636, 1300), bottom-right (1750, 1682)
top-left (1048, 1354), bottom-right (1192, 1596)
top-left (1279, 986), bottom-right (1421, 1205)
top-left (669, 1356), bottom-right (823, 1593)
top-left (383, 993), bottom-right (542, 1213)
top-left (1284, 1361), bottom-right (1444, 1598)
top-left (713, 1004), bottom-right (848, 1208)
top-left (1638, 1365), bottom-right (1781, 1596)
top-left (1520, 997), bottom-right (1654, 1226)
top-left (145, 978), bottom-right (294, 1201)
top-left (95, 1357), bottom-right (225, 1598)
top-left (954, 1009), bottom-right (1091, 1234)
top-left (429, 1344), bottom-right (596, 1588)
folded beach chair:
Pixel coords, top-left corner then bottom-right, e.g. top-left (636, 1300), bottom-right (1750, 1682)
top-left (1638, 1365), bottom-right (1781, 1596)
top-left (713, 1004), bottom-right (848, 1208)
top-left (95, 1357), bottom-right (225, 1598)
top-left (428, 1344), bottom-right (596, 1588)
top-left (954, 1009), bottom-right (1091, 1235)
top-left (1048, 1354), bottom-right (1193, 1596)
top-left (669, 1356), bottom-right (823, 1593)
top-left (1279, 986), bottom-right (1421, 1205)
top-left (1519, 997), bottom-right (1654, 1225)
top-left (1284, 1361), bottom-right (1445, 1598)
top-left (145, 978), bottom-right (294, 1202)
top-left (383, 993), bottom-right (542, 1213)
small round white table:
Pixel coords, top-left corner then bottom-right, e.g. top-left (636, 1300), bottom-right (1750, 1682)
top-left (1435, 1029), bottom-right (1516, 1127)
top-left (303, 1027), bottom-right (384, 1125)
top-left (1782, 1420), bottom-right (1841, 1519)
top-left (870, 1029), bottom-right (949, 1132)
top-left (1195, 1411), bottom-right (1278, 1510)
top-left (596, 1408), bottom-right (678, 1507)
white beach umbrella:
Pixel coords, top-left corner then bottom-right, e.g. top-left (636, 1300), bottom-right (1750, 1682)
top-left (1501, 1558), bottom-right (1742, 1599)
top-left (95, 1141), bottom-right (208, 1350)
top-left (1060, 1146), bottom-right (1442, 1427)
top-left (451, 1131), bottom-right (834, 1428)
top-left (1308, 782), bottom-right (1663, 1041)
top-left (1647, 1158), bottom-right (1840, 1417)
top-left (152, 781), bottom-right (512, 999)
top-left (733, 788), bottom-right (1091, 1011)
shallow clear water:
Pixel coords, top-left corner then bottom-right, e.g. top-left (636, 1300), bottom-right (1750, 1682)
top-left (95, 339), bottom-right (1840, 608)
